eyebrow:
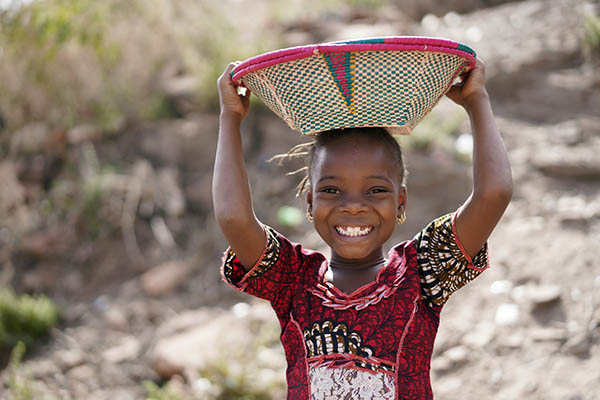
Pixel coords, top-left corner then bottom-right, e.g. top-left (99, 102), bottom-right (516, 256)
top-left (367, 175), bottom-right (393, 182)
top-left (317, 175), bottom-right (393, 183)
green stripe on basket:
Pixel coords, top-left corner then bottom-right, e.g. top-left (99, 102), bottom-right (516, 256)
top-left (339, 38), bottom-right (386, 44)
top-left (456, 43), bottom-right (476, 56)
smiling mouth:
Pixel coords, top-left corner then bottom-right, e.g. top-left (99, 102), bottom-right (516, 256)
top-left (335, 226), bottom-right (373, 237)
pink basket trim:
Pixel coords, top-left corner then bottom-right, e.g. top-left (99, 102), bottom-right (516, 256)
top-left (231, 36), bottom-right (476, 85)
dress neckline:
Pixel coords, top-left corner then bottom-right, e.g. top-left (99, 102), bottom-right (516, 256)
top-left (317, 257), bottom-right (391, 298)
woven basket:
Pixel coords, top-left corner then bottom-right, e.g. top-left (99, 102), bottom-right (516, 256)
top-left (231, 37), bottom-right (476, 135)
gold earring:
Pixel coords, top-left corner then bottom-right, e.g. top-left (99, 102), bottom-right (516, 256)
top-left (397, 211), bottom-right (406, 225)
top-left (306, 209), bottom-right (313, 224)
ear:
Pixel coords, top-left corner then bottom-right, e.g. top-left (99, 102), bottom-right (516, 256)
top-left (306, 191), bottom-right (313, 211)
top-left (397, 184), bottom-right (407, 210)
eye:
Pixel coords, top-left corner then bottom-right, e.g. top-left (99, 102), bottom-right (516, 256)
top-left (319, 186), bottom-right (339, 194)
top-left (369, 187), bottom-right (390, 194)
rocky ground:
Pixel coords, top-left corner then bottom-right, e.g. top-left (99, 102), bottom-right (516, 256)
top-left (1, 0), bottom-right (600, 399)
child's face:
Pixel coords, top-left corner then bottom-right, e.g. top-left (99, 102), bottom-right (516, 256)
top-left (307, 136), bottom-right (406, 264)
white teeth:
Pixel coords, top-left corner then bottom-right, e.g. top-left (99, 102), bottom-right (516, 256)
top-left (335, 226), bottom-right (372, 237)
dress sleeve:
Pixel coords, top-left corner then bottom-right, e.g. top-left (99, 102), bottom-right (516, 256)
top-left (414, 211), bottom-right (490, 308)
top-left (220, 225), bottom-right (309, 316)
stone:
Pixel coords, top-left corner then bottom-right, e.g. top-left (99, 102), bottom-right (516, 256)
top-left (435, 377), bottom-right (463, 394)
top-left (489, 280), bottom-right (514, 295)
top-left (151, 313), bottom-right (251, 379)
top-left (154, 309), bottom-right (215, 338)
top-left (0, 161), bottom-right (25, 211)
top-left (151, 303), bottom-right (281, 380)
top-left (462, 322), bottom-right (496, 348)
top-left (56, 349), bottom-right (87, 372)
top-left (140, 260), bottom-right (189, 297)
top-left (102, 336), bottom-right (141, 364)
top-left (30, 359), bottom-right (60, 379)
top-left (104, 307), bottom-right (130, 331)
top-left (562, 331), bottom-right (592, 358)
top-left (535, 159), bottom-right (600, 180)
top-left (10, 122), bottom-right (50, 154)
top-left (231, 302), bottom-right (251, 318)
top-left (431, 345), bottom-right (470, 374)
top-left (530, 327), bottom-right (567, 342)
top-left (500, 333), bottom-right (524, 349)
top-left (191, 376), bottom-right (220, 399)
top-left (156, 168), bottom-right (186, 217)
top-left (67, 124), bottom-right (103, 145)
top-left (495, 303), bottom-right (520, 325)
top-left (66, 364), bottom-right (96, 382)
top-left (512, 284), bottom-right (562, 306)
top-left (443, 345), bottom-right (470, 366)
top-left (162, 75), bottom-right (198, 98)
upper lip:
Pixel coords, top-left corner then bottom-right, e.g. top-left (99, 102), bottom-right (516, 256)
top-left (334, 222), bottom-right (372, 228)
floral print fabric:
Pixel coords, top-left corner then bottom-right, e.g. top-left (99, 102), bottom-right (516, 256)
top-left (221, 211), bottom-right (489, 399)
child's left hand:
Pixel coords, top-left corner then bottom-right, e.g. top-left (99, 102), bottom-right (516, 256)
top-left (446, 58), bottom-right (488, 109)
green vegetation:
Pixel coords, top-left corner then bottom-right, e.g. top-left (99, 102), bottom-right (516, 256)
top-left (583, 11), bottom-right (600, 62)
top-left (202, 362), bottom-right (280, 400)
top-left (0, 0), bottom-right (122, 131)
top-left (7, 342), bottom-right (38, 400)
top-left (0, 289), bottom-right (60, 351)
top-left (144, 380), bottom-right (191, 400)
top-left (80, 164), bottom-right (119, 238)
top-left (0, 0), bottom-right (278, 132)
top-left (399, 104), bottom-right (469, 157)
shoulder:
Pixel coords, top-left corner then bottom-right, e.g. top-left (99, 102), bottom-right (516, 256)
top-left (409, 212), bottom-right (490, 308)
top-left (412, 213), bottom-right (454, 245)
top-left (265, 225), bottom-right (327, 268)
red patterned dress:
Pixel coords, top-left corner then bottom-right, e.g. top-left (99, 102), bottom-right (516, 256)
top-left (221, 211), bottom-right (489, 399)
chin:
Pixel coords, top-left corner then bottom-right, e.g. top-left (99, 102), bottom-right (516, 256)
top-left (333, 245), bottom-right (377, 261)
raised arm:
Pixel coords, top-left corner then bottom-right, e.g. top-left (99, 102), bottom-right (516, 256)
top-left (213, 63), bottom-right (266, 270)
top-left (446, 59), bottom-right (513, 259)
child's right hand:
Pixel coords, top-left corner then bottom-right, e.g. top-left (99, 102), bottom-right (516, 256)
top-left (446, 58), bottom-right (488, 110)
top-left (218, 62), bottom-right (251, 120)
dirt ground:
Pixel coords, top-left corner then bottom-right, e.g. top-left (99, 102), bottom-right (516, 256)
top-left (1, 0), bottom-right (599, 399)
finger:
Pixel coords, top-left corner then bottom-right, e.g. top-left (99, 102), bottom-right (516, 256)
top-left (459, 70), bottom-right (471, 85)
top-left (446, 85), bottom-right (459, 99)
top-left (225, 62), bottom-right (237, 74)
top-left (470, 58), bottom-right (485, 75)
top-left (219, 62), bottom-right (238, 83)
top-left (230, 61), bottom-right (248, 88)
top-left (241, 91), bottom-right (251, 107)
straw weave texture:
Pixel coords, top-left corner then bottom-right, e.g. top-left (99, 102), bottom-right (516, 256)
top-left (240, 50), bottom-right (468, 135)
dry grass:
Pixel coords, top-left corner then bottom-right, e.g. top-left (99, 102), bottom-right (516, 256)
top-left (0, 0), bottom-right (279, 133)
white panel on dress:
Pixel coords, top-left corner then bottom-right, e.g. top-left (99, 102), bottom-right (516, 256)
top-left (309, 366), bottom-right (394, 399)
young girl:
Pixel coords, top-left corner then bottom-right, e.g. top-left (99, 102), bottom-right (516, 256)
top-left (213, 59), bottom-right (512, 399)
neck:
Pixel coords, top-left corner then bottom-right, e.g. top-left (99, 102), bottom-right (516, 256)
top-left (329, 251), bottom-right (386, 272)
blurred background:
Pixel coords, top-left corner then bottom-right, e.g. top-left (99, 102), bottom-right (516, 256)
top-left (0, 0), bottom-right (599, 398)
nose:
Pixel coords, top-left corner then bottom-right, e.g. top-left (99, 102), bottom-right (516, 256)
top-left (339, 194), bottom-right (368, 214)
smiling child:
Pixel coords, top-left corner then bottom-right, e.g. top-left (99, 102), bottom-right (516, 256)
top-left (213, 53), bottom-right (512, 399)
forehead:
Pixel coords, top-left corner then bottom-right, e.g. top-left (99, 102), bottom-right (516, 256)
top-left (311, 135), bottom-right (400, 182)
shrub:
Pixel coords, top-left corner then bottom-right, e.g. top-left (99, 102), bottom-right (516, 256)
top-left (583, 11), bottom-right (600, 62)
top-left (143, 380), bottom-right (191, 400)
top-left (0, 289), bottom-right (60, 351)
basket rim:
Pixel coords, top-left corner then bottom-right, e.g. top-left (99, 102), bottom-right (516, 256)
top-left (231, 36), bottom-right (477, 85)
